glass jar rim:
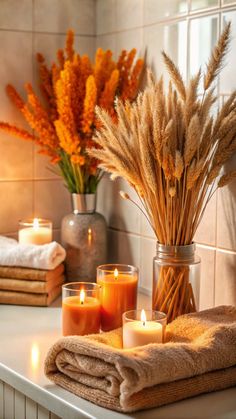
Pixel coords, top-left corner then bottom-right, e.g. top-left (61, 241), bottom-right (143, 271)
top-left (62, 282), bottom-right (101, 292)
top-left (97, 264), bottom-right (138, 274)
top-left (19, 218), bottom-right (52, 226)
top-left (123, 309), bottom-right (167, 322)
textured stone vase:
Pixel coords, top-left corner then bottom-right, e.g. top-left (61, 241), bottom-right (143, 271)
top-left (61, 193), bottom-right (107, 282)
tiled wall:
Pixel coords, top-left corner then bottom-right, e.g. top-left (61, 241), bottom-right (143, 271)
top-left (96, 0), bottom-right (236, 309)
top-left (1, 0), bottom-right (236, 309)
top-left (0, 0), bottom-right (95, 241)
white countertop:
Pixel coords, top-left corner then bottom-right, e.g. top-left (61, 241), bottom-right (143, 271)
top-left (0, 293), bottom-right (236, 419)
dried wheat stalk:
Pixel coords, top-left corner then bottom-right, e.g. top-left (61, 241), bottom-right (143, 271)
top-left (89, 22), bottom-right (236, 321)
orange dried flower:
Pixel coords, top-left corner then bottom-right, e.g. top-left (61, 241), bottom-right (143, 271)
top-left (82, 75), bottom-right (97, 134)
top-left (57, 49), bottom-right (65, 69)
top-left (0, 28), bottom-right (144, 194)
top-left (65, 29), bottom-right (74, 61)
top-left (99, 69), bottom-right (119, 110)
top-left (71, 155), bottom-right (85, 165)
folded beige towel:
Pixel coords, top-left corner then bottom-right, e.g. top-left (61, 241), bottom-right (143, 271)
top-left (0, 264), bottom-right (64, 281)
top-left (0, 275), bottom-right (64, 294)
top-left (45, 306), bottom-right (236, 412)
top-left (0, 284), bottom-right (62, 306)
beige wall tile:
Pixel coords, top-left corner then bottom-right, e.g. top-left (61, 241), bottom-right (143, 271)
top-left (196, 245), bottom-right (215, 310)
top-left (116, 28), bottom-right (143, 56)
top-left (0, 0), bottom-right (32, 31)
top-left (34, 33), bottom-right (95, 65)
top-left (215, 250), bottom-right (236, 305)
top-left (189, 15), bottom-right (218, 91)
top-left (217, 179), bottom-right (236, 251)
top-left (96, 34), bottom-right (116, 52)
top-left (108, 229), bottom-right (140, 269)
top-left (34, 150), bottom-right (60, 180)
top-left (141, 213), bottom-right (156, 239)
top-left (194, 193), bottom-right (217, 246)
top-left (34, 180), bottom-right (71, 229)
top-left (144, 21), bottom-right (187, 81)
top-left (0, 181), bottom-right (33, 234)
top-left (220, 11), bottom-right (236, 93)
top-left (0, 31), bottom-right (33, 180)
top-left (144, 0), bottom-right (187, 25)
top-left (97, 175), bottom-right (141, 235)
top-left (191, 0), bottom-right (219, 10)
top-left (116, 0), bottom-right (143, 31)
top-left (96, 0), bottom-right (116, 35)
top-left (140, 236), bottom-right (156, 292)
top-left (0, 31), bottom-right (33, 114)
top-left (34, 0), bottom-right (95, 35)
top-left (223, 0), bottom-right (236, 4)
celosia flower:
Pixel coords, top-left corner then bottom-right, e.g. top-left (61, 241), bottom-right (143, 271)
top-left (0, 28), bottom-right (144, 194)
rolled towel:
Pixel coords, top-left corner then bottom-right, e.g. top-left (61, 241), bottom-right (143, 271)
top-left (45, 306), bottom-right (236, 412)
top-left (0, 236), bottom-right (66, 270)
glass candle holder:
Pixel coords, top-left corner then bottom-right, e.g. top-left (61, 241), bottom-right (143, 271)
top-left (18, 218), bottom-right (52, 245)
top-left (97, 264), bottom-right (138, 332)
top-left (122, 309), bottom-right (167, 349)
top-left (62, 282), bottom-right (101, 336)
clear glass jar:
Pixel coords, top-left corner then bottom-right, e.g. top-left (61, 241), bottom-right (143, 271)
top-left (153, 243), bottom-right (201, 323)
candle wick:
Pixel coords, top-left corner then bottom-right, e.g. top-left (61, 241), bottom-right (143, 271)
top-left (143, 321), bottom-right (145, 327)
top-left (81, 301), bottom-right (84, 305)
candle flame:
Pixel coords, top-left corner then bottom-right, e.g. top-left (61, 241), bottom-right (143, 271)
top-left (80, 289), bottom-right (85, 305)
top-left (114, 268), bottom-right (118, 279)
top-left (31, 343), bottom-right (40, 370)
top-left (141, 309), bottom-right (146, 326)
top-left (33, 218), bottom-right (39, 229)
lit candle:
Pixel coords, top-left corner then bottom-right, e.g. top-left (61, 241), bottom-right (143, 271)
top-left (97, 264), bottom-right (138, 331)
top-left (123, 309), bottom-right (166, 349)
top-left (18, 218), bottom-right (52, 245)
top-left (62, 282), bottom-right (101, 336)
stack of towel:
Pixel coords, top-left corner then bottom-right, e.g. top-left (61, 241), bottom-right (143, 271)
top-left (0, 236), bottom-right (66, 306)
top-left (45, 306), bottom-right (236, 412)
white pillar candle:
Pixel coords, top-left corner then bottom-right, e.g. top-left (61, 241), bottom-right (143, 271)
top-left (123, 309), bottom-right (163, 349)
top-left (18, 218), bottom-right (52, 245)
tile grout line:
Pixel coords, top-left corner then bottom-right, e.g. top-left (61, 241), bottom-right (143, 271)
top-left (108, 227), bottom-right (236, 255)
top-left (96, 2), bottom-right (236, 37)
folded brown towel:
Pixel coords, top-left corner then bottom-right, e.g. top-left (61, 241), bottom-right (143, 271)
top-left (45, 306), bottom-right (236, 412)
top-left (0, 284), bottom-right (62, 306)
top-left (0, 275), bottom-right (64, 294)
top-left (0, 264), bottom-right (64, 281)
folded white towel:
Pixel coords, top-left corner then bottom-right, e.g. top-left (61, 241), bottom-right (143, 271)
top-left (0, 236), bottom-right (66, 270)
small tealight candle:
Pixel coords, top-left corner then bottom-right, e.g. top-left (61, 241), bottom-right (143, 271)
top-left (97, 264), bottom-right (138, 331)
top-left (122, 309), bottom-right (167, 349)
top-left (18, 218), bottom-right (52, 245)
top-left (62, 282), bottom-right (101, 336)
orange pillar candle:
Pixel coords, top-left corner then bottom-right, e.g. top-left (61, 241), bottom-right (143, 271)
top-left (97, 264), bottom-right (138, 331)
top-left (62, 282), bottom-right (101, 336)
